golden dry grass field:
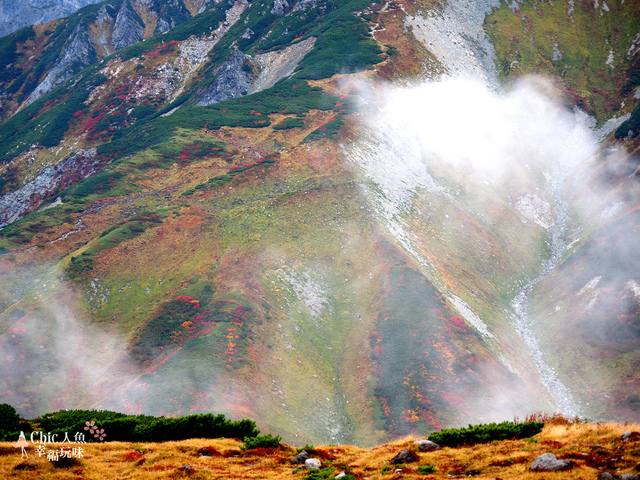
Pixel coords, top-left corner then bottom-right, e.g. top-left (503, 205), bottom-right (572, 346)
top-left (1, 419), bottom-right (640, 479)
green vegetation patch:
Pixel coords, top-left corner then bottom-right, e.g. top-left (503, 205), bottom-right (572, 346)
top-left (273, 116), bottom-right (305, 130)
top-left (485, 0), bottom-right (640, 123)
top-left (304, 115), bottom-right (344, 142)
top-left (294, 2), bottom-right (382, 80)
top-left (615, 103), bottom-right (640, 139)
top-left (36, 408), bottom-right (259, 442)
top-left (0, 403), bottom-right (22, 441)
top-left (427, 421), bottom-right (544, 447)
top-left (0, 204), bottom-right (83, 248)
top-left (228, 0), bottom-right (381, 80)
top-left (417, 465), bottom-right (437, 474)
top-left (68, 170), bottom-right (128, 200)
top-left (66, 213), bottom-right (164, 278)
top-left (148, 137), bottom-right (226, 168)
top-left (0, 26), bottom-right (36, 84)
top-left (0, 68), bottom-right (107, 163)
top-left (131, 283), bottom-right (252, 371)
top-left (241, 433), bottom-right (282, 450)
top-left (99, 79), bottom-right (339, 162)
top-left (302, 467), bottom-right (355, 480)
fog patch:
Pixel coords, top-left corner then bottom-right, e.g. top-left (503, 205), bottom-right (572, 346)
top-left (346, 74), bottom-right (601, 419)
top-left (0, 266), bottom-right (136, 416)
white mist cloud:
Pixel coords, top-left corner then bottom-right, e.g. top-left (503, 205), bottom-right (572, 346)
top-left (0, 266), bottom-right (136, 416)
top-left (346, 74), bottom-right (607, 420)
top-left (361, 76), bottom-right (598, 186)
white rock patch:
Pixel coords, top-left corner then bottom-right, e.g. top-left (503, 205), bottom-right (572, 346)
top-left (515, 193), bottom-right (554, 229)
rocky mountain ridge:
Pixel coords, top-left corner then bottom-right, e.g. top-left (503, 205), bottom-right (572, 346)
top-left (0, 0), bottom-right (102, 38)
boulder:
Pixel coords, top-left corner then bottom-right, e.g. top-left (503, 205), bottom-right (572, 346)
top-left (305, 458), bottom-right (322, 470)
top-left (413, 440), bottom-right (441, 452)
top-left (290, 450), bottom-right (309, 465)
top-left (598, 474), bottom-right (640, 480)
top-left (391, 449), bottom-right (418, 465)
top-left (530, 453), bottom-right (572, 471)
top-left (622, 432), bottom-right (640, 442)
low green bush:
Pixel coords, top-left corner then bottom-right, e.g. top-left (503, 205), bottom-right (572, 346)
top-left (273, 117), bottom-right (305, 130)
top-left (427, 421), bottom-right (544, 448)
top-left (0, 403), bottom-right (21, 440)
top-left (303, 115), bottom-right (344, 142)
top-left (37, 408), bottom-right (259, 442)
top-left (302, 467), bottom-right (349, 480)
top-left (296, 443), bottom-right (315, 453)
top-left (241, 433), bottom-right (282, 450)
top-left (417, 464), bottom-right (437, 474)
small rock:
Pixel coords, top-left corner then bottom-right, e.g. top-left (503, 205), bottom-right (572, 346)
top-left (413, 439), bottom-right (442, 452)
top-left (599, 474), bottom-right (640, 480)
top-left (622, 432), bottom-right (640, 442)
top-left (391, 449), bottom-right (418, 465)
top-left (530, 453), bottom-right (572, 471)
top-left (335, 472), bottom-right (346, 479)
top-left (290, 450), bottom-right (309, 465)
top-left (305, 458), bottom-right (322, 470)
top-left (183, 464), bottom-right (191, 470)
top-left (394, 468), bottom-right (402, 473)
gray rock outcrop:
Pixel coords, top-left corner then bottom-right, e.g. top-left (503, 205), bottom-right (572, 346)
top-left (195, 37), bottom-right (316, 106)
top-left (26, 0), bottom-right (145, 106)
top-left (111, 0), bottom-right (144, 50)
top-left (390, 449), bottom-right (418, 465)
top-left (271, 0), bottom-right (290, 16)
top-left (304, 458), bottom-right (322, 470)
top-left (290, 450), bottom-right (309, 464)
top-left (413, 440), bottom-right (441, 452)
top-left (93, 5), bottom-right (117, 56)
top-left (195, 49), bottom-right (253, 105)
top-left (26, 24), bottom-right (96, 106)
top-left (155, 17), bottom-right (173, 35)
top-left (0, 148), bottom-right (101, 228)
top-left (598, 473), bottom-right (640, 480)
top-left (530, 453), bottom-right (572, 472)
top-left (0, 0), bottom-right (102, 38)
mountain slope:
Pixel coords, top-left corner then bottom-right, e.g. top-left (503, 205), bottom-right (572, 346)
top-left (0, 0), bottom-right (639, 446)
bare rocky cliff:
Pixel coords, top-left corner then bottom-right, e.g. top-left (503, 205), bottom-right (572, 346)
top-left (0, 0), bottom-right (102, 38)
